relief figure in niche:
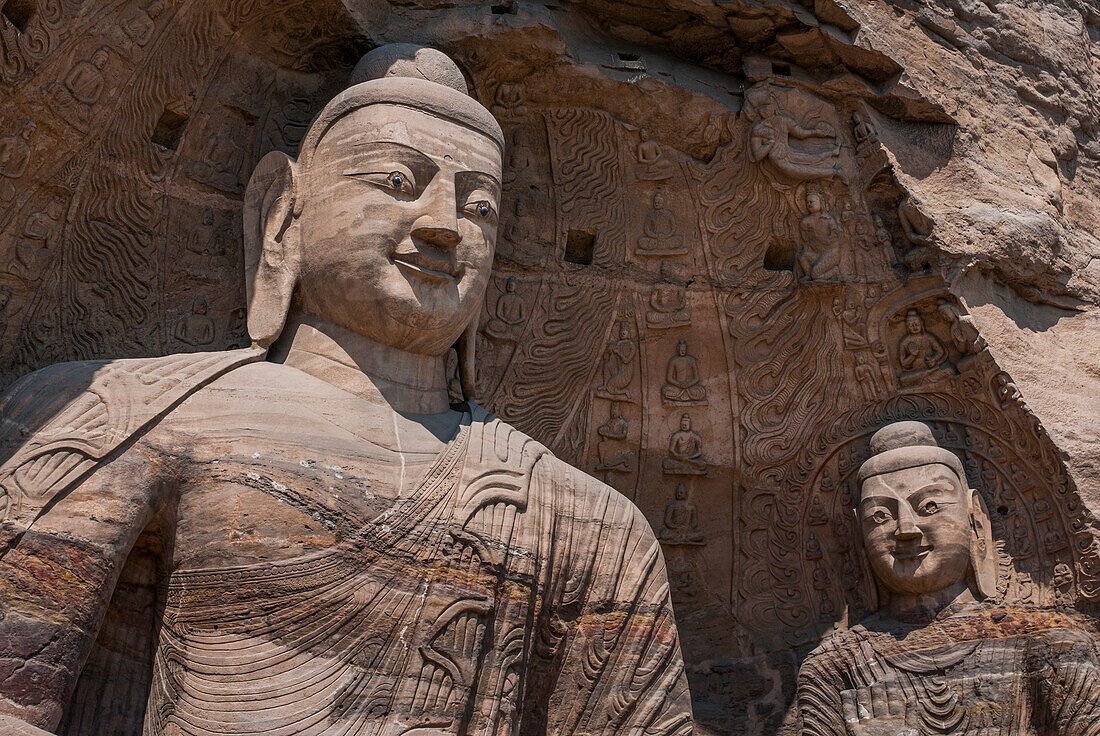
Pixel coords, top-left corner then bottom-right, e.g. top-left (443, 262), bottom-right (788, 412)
top-left (173, 296), bottom-right (215, 347)
top-left (501, 192), bottom-right (547, 265)
top-left (647, 259), bottom-right (691, 329)
top-left (120, 0), bottom-right (166, 49)
top-left (481, 274), bottom-right (525, 342)
top-left (659, 481), bottom-right (705, 545)
top-left (595, 400), bottom-right (634, 473)
top-left (7, 195), bottom-right (65, 283)
top-left (635, 128), bottom-right (676, 181)
top-left (596, 319), bottom-right (637, 401)
top-left (47, 47), bottom-right (109, 130)
top-left (743, 84), bottom-right (846, 184)
top-left (0, 45), bottom-right (692, 736)
top-left (636, 190), bottom-right (686, 256)
top-left (188, 133), bottom-right (246, 193)
top-left (937, 297), bottom-right (987, 361)
top-left (798, 191), bottom-right (842, 281)
top-left (851, 109), bottom-right (877, 151)
top-left (0, 120), bottom-right (35, 203)
top-left (662, 413), bottom-right (707, 475)
top-left (897, 196), bottom-right (936, 273)
top-left (489, 80), bottom-right (526, 121)
top-left (833, 295), bottom-right (868, 350)
top-left (797, 421), bottom-right (1100, 736)
top-left (898, 309), bottom-right (954, 386)
top-left (661, 339), bottom-right (707, 405)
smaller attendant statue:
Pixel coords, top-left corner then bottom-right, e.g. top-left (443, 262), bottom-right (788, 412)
top-left (797, 421), bottom-right (1100, 736)
top-left (662, 413), bottom-right (707, 475)
top-left (595, 401), bottom-right (634, 474)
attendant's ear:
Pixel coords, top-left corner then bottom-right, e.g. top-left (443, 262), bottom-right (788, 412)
top-left (969, 488), bottom-right (998, 600)
top-left (243, 151), bottom-right (301, 347)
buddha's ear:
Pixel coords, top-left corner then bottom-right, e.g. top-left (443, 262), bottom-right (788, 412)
top-left (969, 488), bottom-right (998, 600)
top-left (852, 505), bottom-right (880, 614)
top-left (243, 150), bottom-right (301, 347)
top-left (457, 315), bottom-right (478, 405)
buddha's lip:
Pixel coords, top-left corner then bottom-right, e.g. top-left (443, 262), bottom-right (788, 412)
top-left (392, 251), bottom-right (459, 281)
top-left (893, 545), bottom-right (932, 560)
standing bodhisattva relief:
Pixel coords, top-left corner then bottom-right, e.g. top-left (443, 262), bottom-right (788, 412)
top-left (0, 45), bottom-right (692, 736)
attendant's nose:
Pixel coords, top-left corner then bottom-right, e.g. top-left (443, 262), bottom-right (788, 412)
top-left (894, 504), bottom-right (922, 541)
top-left (412, 179), bottom-right (461, 249)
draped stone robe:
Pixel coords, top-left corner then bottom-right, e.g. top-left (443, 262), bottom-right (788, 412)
top-left (0, 350), bottom-right (692, 736)
top-left (798, 603), bottom-right (1100, 736)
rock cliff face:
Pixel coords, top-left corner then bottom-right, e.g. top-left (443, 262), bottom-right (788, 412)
top-left (0, 1), bottom-right (1097, 734)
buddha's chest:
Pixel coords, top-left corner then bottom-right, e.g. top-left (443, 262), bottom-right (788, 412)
top-left (165, 427), bottom-right (445, 572)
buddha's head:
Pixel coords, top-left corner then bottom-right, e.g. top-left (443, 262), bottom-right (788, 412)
top-left (675, 482), bottom-right (687, 501)
top-left (505, 276), bottom-right (516, 293)
top-left (243, 44), bottom-right (503, 393)
top-left (857, 421), bottom-right (996, 601)
top-left (807, 192), bottom-right (823, 213)
top-left (653, 190), bottom-right (665, 209)
top-left (905, 309), bottom-right (924, 335)
top-left (677, 339), bottom-right (687, 356)
top-left (680, 413), bottom-right (692, 432)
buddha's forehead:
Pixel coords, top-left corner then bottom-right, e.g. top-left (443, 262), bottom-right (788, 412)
top-left (312, 103), bottom-right (501, 172)
top-left (861, 463), bottom-right (965, 501)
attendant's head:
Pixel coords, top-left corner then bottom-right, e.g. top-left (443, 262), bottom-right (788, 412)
top-left (244, 44), bottom-right (503, 371)
top-left (857, 421), bottom-right (996, 600)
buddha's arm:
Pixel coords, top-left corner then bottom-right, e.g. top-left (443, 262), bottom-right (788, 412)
top-left (796, 653), bottom-right (847, 736)
top-left (1036, 629), bottom-right (1100, 736)
top-left (536, 459), bottom-right (693, 736)
top-left (0, 443), bottom-right (170, 731)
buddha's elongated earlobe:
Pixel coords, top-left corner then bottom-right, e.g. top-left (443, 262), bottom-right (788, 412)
top-left (244, 151), bottom-right (301, 347)
top-left (852, 506), bottom-right (880, 613)
top-left (969, 489), bottom-right (998, 600)
top-left (458, 315), bottom-right (478, 404)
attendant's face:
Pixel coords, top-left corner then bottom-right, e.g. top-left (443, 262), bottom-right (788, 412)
top-left (859, 464), bottom-right (972, 595)
top-left (296, 104), bottom-right (501, 355)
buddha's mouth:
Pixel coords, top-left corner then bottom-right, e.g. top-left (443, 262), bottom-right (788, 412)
top-left (893, 545), bottom-right (932, 561)
top-left (392, 250), bottom-right (459, 282)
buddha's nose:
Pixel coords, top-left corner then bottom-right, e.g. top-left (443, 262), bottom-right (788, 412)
top-left (411, 214), bottom-right (462, 250)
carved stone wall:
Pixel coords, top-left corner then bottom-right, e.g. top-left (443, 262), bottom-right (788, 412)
top-left (2, 2), bottom-right (1099, 735)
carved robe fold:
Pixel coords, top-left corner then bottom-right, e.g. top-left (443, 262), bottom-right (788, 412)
top-left (0, 353), bottom-right (692, 736)
top-left (798, 604), bottom-right (1100, 736)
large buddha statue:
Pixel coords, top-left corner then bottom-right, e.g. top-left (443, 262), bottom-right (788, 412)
top-left (797, 421), bottom-right (1100, 736)
top-left (0, 45), bottom-right (692, 736)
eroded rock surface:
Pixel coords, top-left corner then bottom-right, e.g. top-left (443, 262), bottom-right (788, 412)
top-left (0, 2), bottom-right (1098, 735)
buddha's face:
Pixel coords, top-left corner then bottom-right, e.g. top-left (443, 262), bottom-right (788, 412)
top-left (296, 104), bottom-right (501, 355)
top-left (807, 193), bottom-right (822, 213)
top-left (859, 463), bottom-right (973, 596)
top-left (680, 415), bottom-right (691, 431)
top-left (906, 314), bottom-right (923, 334)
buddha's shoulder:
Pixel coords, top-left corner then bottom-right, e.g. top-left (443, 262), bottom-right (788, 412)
top-left (468, 406), bottom-right (652, 529)
top-left (0, 349), bottom-right (260, 448)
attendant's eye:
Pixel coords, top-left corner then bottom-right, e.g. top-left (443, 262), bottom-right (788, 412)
top-left (463, 198), bottom-right (497, 221)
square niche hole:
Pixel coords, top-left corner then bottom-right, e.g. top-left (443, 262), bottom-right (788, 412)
top-left (2, 0), bottom-right (36, 33)
top-left (564, 229), bottom-right (596, 265)
top-left (151, 108), bottom-right (188, 151)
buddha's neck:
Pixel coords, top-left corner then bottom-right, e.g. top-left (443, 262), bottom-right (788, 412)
top-left (276, 315), bottom-right (450, 415)
top-left (885, 581), bottom-right (976, 624)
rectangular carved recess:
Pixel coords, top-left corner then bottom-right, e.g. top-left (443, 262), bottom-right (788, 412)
top-left (1, 0), bottom-right (35, 33)
top-left (564, 229), bottom-right (596, 265)
top-left (151, 108), bottom-right (189, 151)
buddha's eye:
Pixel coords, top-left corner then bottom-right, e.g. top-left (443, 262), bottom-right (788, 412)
top-left (920, 500), bottom-right (940, 515)
top-left (385, 170), bottom-right (414, 194)
top-left (870, 509), bottom-right (891, 525)
top-left (463, 198), bottom-right (496, 221)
